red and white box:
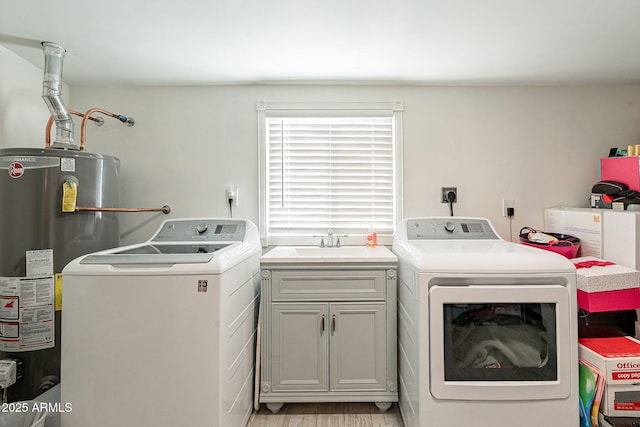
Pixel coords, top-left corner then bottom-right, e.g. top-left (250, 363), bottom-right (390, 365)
top-left (574, 256), bottom-right (640, 312)
top-left (579, 336), bottom-right (640, 417)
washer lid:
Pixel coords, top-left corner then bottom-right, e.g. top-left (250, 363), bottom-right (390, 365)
top-left (79, 243), bottom-right (231, 265)
top-left (63, 218), bottom-right (262, 275)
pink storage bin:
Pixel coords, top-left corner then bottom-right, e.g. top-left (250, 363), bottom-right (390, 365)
top-left (519, 227), bottom-right (581, 258)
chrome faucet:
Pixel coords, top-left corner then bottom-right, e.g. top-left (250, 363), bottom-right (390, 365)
top-left (312, 233), bottom-right (327, 247)
top-left (314, 229), bottom-right (348, 248)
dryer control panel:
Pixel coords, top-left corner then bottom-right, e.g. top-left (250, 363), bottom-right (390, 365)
top-left (407, 217), bottom-right (499, 240)
top-left (152, 219), bottom-right (246, 242)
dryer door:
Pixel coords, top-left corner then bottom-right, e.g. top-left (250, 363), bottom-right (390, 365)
top-left (429, 283), bottom-right (572, 401)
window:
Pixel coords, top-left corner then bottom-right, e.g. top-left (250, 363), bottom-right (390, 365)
top-left (258, 101), bottom-right (403, 247)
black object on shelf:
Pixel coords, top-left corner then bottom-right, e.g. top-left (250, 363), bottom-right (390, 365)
top-left (578, 309), bottom-right (637, 338)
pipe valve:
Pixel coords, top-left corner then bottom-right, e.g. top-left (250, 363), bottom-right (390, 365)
top-left (116, 115), bottom-right (135, 127)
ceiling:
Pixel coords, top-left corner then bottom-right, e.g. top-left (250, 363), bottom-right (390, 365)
top-left (2, 0), bottom-right (640, 86)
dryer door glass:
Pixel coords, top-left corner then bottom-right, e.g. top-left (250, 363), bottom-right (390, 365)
top-left (442, 303), bottom-right (557, 381)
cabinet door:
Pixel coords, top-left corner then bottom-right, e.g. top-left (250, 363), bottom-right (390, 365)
top-left (329, 302), bottom-right (386, 391)
top-left (271, 303), bottom-right (329, 392)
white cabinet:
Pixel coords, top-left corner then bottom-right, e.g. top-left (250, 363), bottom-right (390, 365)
top-left (259, 265), bottom-right (398, 413)
top-left (329, 303), bottom-right (387, 391)
top-left (270, 303), bottom-right (328, 392)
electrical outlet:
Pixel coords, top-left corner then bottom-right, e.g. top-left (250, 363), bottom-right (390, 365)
top-left (441, 187), bottom-right (457, 203)
top-left (502, 199), bottom-right (515, 217)
top-left (226, 185), bottom-right (238, 206)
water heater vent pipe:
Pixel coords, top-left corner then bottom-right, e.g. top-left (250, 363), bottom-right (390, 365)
top-left (41, 42), bottom-right (77, 150)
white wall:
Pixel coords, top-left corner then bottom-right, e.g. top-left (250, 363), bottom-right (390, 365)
top-left (3, 44), bottom-right (638, 246)
top-left (0, 45), bottom-right (54, 148)
top-left (66, 84), bottom-right (640, 245)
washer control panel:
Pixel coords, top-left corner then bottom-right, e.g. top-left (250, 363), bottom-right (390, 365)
top-left (152, 219), bottom-right (246, 242)
top-left (407, 218), bottom-right (499, 240)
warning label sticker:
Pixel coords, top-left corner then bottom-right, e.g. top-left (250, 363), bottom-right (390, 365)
top-left (0, 297), bottom-right (19, 320)
top-left (26, 249), bottom-right (53, 277)
top-left (0, 276), bottom-right (54, 351)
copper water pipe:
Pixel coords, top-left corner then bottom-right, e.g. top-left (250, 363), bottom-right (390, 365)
top-left (81, 108), bottom-right (134, 152)
top-left (75, 205), bottom-right (172, 214)
top-left (45, 110), bottom-right (102, 147)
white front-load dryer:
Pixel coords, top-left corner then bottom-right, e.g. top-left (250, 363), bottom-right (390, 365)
top-left (392, 217), bottom-right (578, 427)
top-left (61, 218), bottom-right (261, 427)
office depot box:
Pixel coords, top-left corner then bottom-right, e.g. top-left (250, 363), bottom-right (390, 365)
top-left (579, 336), bottom-right (640, 417)
top-left (599, 413), bottom-right (640, 427)
top-left (544, 207), bottom-right (604, 258)
top-left (601, 157), bottom-right (640, 192)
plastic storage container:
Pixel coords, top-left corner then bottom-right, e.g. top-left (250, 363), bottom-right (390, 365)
top-left (519, 227), bottom-right (581, 258)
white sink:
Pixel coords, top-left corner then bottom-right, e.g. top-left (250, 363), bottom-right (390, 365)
top-left (294, 247), bottom-right (378, 257)
top-left (261, 245), bottom-right (397, 264)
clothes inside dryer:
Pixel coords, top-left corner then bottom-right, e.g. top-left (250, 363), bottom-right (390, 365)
top-left (444, 303), bottom-right (557, 381)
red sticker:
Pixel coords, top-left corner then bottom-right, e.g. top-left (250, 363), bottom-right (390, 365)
top-left (8, 162), bottom-right (24, 178)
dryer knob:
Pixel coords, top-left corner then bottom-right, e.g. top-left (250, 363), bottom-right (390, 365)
top-left (196, 224), bottom-right (209, 234)
top-left (444, 221), bottom-right (455, 233)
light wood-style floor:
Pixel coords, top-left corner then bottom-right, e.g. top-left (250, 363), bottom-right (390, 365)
top-left (248, 402), bottom-right (404, 427)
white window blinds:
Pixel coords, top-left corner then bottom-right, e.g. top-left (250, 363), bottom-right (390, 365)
top-left (267, 117), bottom-right (394, 234)
top-left (258, 101), bottom-right (402, 246)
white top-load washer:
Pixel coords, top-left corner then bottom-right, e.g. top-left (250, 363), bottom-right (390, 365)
top-left (61, 218), bottom-right (261, 427)
top-left (392, 217), bottom-right (578, 427)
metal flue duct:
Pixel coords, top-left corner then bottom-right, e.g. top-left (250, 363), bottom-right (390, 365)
top-left (41, 42), bottom-right (77, 150)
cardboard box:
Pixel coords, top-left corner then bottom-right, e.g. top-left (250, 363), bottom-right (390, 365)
top-left (600, 413), bottom-right (640, 427)
top-left (574, 257), bottom-right (640, 293)
top-left (601, 157), bottom-right (640, 192)
top-left (573, 256), bottom-right (640, 312)
top-left (603, 211), bottom-right (640, 271)
top-left (544, 207), bottom-right (604, 258)
top-left (544, 208), bottom-right (640, 269)
top-left (578, 288), bottom-right (640, 312)
top-left (579, 336), bottom-right (640, 417)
